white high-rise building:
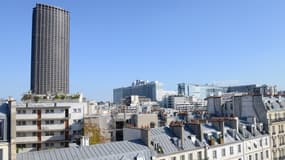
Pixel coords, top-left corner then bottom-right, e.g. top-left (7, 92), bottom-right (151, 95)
top-left (113, 80), bottom-right (165, 104)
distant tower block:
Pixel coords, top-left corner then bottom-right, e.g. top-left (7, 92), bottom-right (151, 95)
top-left (31, 4), bottom-right (70, 94)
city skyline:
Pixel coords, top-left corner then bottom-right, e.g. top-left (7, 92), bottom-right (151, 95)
top-left (1, 0), bottom-right (285, 101)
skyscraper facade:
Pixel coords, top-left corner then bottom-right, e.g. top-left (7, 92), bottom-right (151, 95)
top-left (31, 4), bottom-right (70, 94)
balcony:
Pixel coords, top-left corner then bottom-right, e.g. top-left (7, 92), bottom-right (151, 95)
top-left (16, 136), bottom-right (38, 143)
top-left (41, 124), bottom-right (65, 131)
top-left (16, 114), bottom-right (37, 120)
top-left (41, 113), bottom-right (67, 119)
top-left (41, 135), bottom-right (65, 141)
top-left (16, 125), bottom-right (38, 132)
top-left (270, 118), bottom-right (285, 123)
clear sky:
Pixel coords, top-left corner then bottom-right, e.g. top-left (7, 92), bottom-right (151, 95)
top-left (0, 0), bottom-right (285, 101)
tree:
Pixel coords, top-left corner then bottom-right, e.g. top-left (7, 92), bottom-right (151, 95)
top-left (83, 120), bottom-right (103, 144)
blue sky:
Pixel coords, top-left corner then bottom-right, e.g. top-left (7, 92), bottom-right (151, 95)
top-left (0, 0), bottom-right (285, 101)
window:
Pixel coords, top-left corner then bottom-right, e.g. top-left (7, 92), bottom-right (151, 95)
top-left (60, 131), bottom-right (64, 135)
top-left (222, 148), bottom-right (226, 156)
top-left (171, 157), bottom-right (176, 160)
top-left (260, 151), bottom-right (263, 160)
top-left (16, 132), bottom-right (26, 137)
top-left (180, 155), bottom-right (185, 160)
top-left (230, 146), bottom-right (234, 155)
top-left (213, 150), bottom-right (217, 159)
top-left (238, 144), bottom-right (241, 153)
top-left (45, 120), bottom-right (54, 124)
top-left (78, 109), bottom-right (81, 113)
top-left (197, 151), bottom-right (202, 160)
top-left (32, 144), bottom-right (37, 148)
top-left (32, 110), bottom-right (37, 114)
top-left (32, 132), bottom-right (37, 136)
top-left (73, 109), bottom-right (77, 113)
top-left (32, 121), bottom-right (37, 125)
top-left (255, 153), bottom-right (258, 160)
top-left (266, 150), bottom-right (269, 158)
top-left (265, 138), bottom-right (268, 146)
top-left (273, 138), bottom-right (276, 147)
top-left (188, 153), bottom-right (193, 160)
top-left (45, 109), bottom-right (54, 113)
top-left (249, 155), bottom-right (252, 160)
top-left (17, 110), bottom-right (26, 114)
top-left (45, 131), bottom-right (54, 136)
top-left (16, 121), bottom-right (26, 126)
top-left (60, 120), bottom-right (64, 124)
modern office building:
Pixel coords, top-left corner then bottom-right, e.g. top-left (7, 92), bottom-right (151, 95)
top-left (177, 83), bottom-right (225, 99)
top-left (30, 4), bottom-right (70, 94)
top-left (113, 80), bottom-right (164, 104)
top-left (225, 84), bottom-right (277, 96)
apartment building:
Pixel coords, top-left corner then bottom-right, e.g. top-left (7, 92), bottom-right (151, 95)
top-left (208, 94), bottom-right (285, 160)
top-left (15, 94), bottom-right (86, 153)
top-left (124, 116), bottom-right (270, 160)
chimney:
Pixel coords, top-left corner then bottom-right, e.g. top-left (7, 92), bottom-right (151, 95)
top-left (240, 124), bottom-right (247, 137)
top-left (188, 122), bottom-right (203, 142)
top-left (141, 128), bottom-right (151, 147)
top-left (207, 134), bottom-right (215, 146)
top-left (212, 120), bottom-right (225, 145)
top-left (257, 123), bottom-right (263, 132)
top-left (250, 124), bottom-right (256, 136)
top-left (170, 121), bottom-right (184, 149)
top-left (225, 117), bottom-right (239, 133)
top-left (212, 120), bottom-right (224, 136)
top-left (218, 136), bottom-right (224, 144)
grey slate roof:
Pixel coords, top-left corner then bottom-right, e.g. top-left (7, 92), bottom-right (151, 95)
top-left (17, 141), bottom-right (154, 160)
top-left (263, 96), bottom-right (285, 111)
top-left (150, 127), bottom-right (203, 155)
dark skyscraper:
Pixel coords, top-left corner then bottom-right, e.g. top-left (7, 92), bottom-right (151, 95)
top-left (31, 4), bottom-right (70, 94)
